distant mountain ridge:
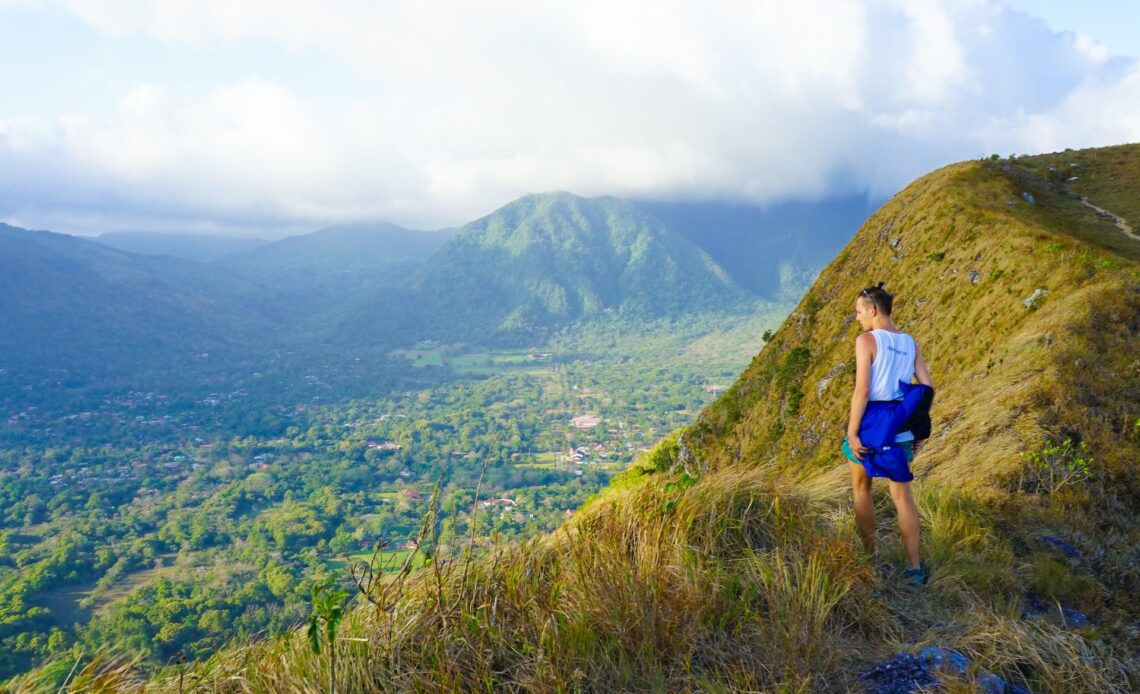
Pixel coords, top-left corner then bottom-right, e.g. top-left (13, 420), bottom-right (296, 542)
top-left (95, 231), bottom-right (269, 263)
top-left (343, 193), bottom-right (751, 345)
top-left (3, 192), bottom-right (867, 381)
top-left (215, 222), bottom-right (456, 321)
top-left (216, 222), bottom-right (452, 279)
top-left (0, 224), bottom-right (277, 375)
top-left (638, 195), bottom-right (879, 299)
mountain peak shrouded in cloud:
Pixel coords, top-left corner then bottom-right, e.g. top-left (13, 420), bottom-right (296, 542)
top-left (0, 1), bottom-right (1138, 236)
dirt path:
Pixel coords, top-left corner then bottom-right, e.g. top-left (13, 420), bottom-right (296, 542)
top-left (1076, 195), bottom-right (1138, 240)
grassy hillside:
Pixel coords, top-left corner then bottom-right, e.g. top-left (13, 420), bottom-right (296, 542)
top-left (690, 145), bottom-right (1140, 484)
top-left (16, 145), bottom-right (1139, 692)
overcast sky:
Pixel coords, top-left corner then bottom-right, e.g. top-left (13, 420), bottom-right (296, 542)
top-left (1, 0), bottom-right (1137, 237)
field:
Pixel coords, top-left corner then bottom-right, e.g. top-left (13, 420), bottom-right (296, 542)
top-left (34, 554), bottom-right (180, 627)
top-left (447, 350), bottom-right (545, 376)
top-left (390, 348), bottom-right (445, 367)
top-left (391, 346), bottom-right (558, 377)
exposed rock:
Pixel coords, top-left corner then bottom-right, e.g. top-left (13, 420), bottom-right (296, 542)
top-left (792, 311), bottom-right (808, 339)
top-left (675, 433), bottom-right (698, 475)
top-left (1022, 592), bottom-right (1091, 629)
top-left (1060, 607), bottom-right (1091, 628)
top-left (859, 652), bottom-right (939, 693)
top-left (817, 363), bottom-right (848, 396)
top-left (1023, 288), bottom-right (1048, 310)
top-left (968, 269), bottom-right (980, 285)
top-left (918, 647), bottom-right (970, 678)
top-left (1037, 534), bottom-right (1082, 564)
top-left (861, 647), bottom-right (1032, 693)
top-left (878, 218), bottom-right (896, 242)
top-left (1022, 192), bottom-right (1036, 204)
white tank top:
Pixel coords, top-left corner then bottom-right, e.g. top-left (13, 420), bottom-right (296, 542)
top-left (870, 329), bottom-right (917, 442)
top-left (870, 329), bottom-right (916, 400)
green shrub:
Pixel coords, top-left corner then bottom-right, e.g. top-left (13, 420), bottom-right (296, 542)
top-left (1014, 439), bottom-right (1092, 496)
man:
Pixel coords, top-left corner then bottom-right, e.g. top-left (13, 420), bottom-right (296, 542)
top-left (843, 284), bottom-right (934, 585)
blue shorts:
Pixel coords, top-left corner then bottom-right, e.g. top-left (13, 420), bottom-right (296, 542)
top-left (842, 436), bottom-right (914, 465)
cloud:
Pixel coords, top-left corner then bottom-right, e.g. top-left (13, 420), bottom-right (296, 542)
top-left (0, 0), bottom-right (1137, 235)
top-left (997, 62), bottom-right (1140, 153)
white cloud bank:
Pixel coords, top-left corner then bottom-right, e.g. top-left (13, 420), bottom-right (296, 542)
top-left (0, 0), bottom-right (1137, 235)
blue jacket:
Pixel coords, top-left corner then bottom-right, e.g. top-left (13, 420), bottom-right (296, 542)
top-left (858, 381), bottom-right (934, 482)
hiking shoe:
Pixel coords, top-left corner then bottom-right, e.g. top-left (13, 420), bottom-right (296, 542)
top-left (904, 561), bottom-right (928, 586)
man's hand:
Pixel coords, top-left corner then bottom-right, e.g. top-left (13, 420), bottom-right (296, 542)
top-left (849, 434), bottom-right (869, 461)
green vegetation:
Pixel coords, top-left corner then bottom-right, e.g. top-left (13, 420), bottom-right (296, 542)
top-left (345, 193), bottom-right (752, 347)
top-left (306, 579), bottom-right (349, 694)
top-left (1013, 439), bottom-right (1093, 496)
top-left (0, 304), bottom-right (788, 684)
top-left (389, 347), bottom-right (445, 368)
top-left (26, 142), bottom-right (1130, 693)
top-left (7, 146), bottom-right (1139, 691)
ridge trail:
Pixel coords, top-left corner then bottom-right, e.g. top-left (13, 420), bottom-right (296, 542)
top-left (1076, 195), bottom-right (1137, 240)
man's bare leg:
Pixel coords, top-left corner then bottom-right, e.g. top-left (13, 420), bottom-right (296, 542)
top-left (849, 462), bottom-right (876, 555)
top-left (888, 480), bottom-right (921, 569)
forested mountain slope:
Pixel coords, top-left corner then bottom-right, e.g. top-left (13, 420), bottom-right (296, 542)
top-left (215, 222), bottom-right (455, 324)
top-left (17, 145), bottom-right (1140, 692)
top-left (340, 193), bottom-right (750, 346)
top-left (216, 222), bottom-right (451, 284)
top-left (0, 225), bottom-right (278, 377)
top-left (638, 194), bottom-right (878, 299)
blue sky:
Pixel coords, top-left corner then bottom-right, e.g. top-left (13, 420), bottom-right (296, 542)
top-left (0, 1), bottom-right (1137, 237)
top-left (997, 1), bottom-right (1139, 58)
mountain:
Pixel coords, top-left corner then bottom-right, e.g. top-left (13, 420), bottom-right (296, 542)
top-left (95, 231), bottom-right (270, 263)
top-left (1, 222), bottom-right (456, 380)
top-left (90, 144), bottom-right (1139, 692)
top-left (216, 222), bottom-right (452, 282)
top-left (0, 224), bottom-right (278, 378)
top-left (636, 194), bottom-right (880, 299)
top-left (216, 222), bottom-right (455, 325)
top-left (343, 193), bottom-right (750, 345)
top-left (1, 198), bottom-right (766, 390)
